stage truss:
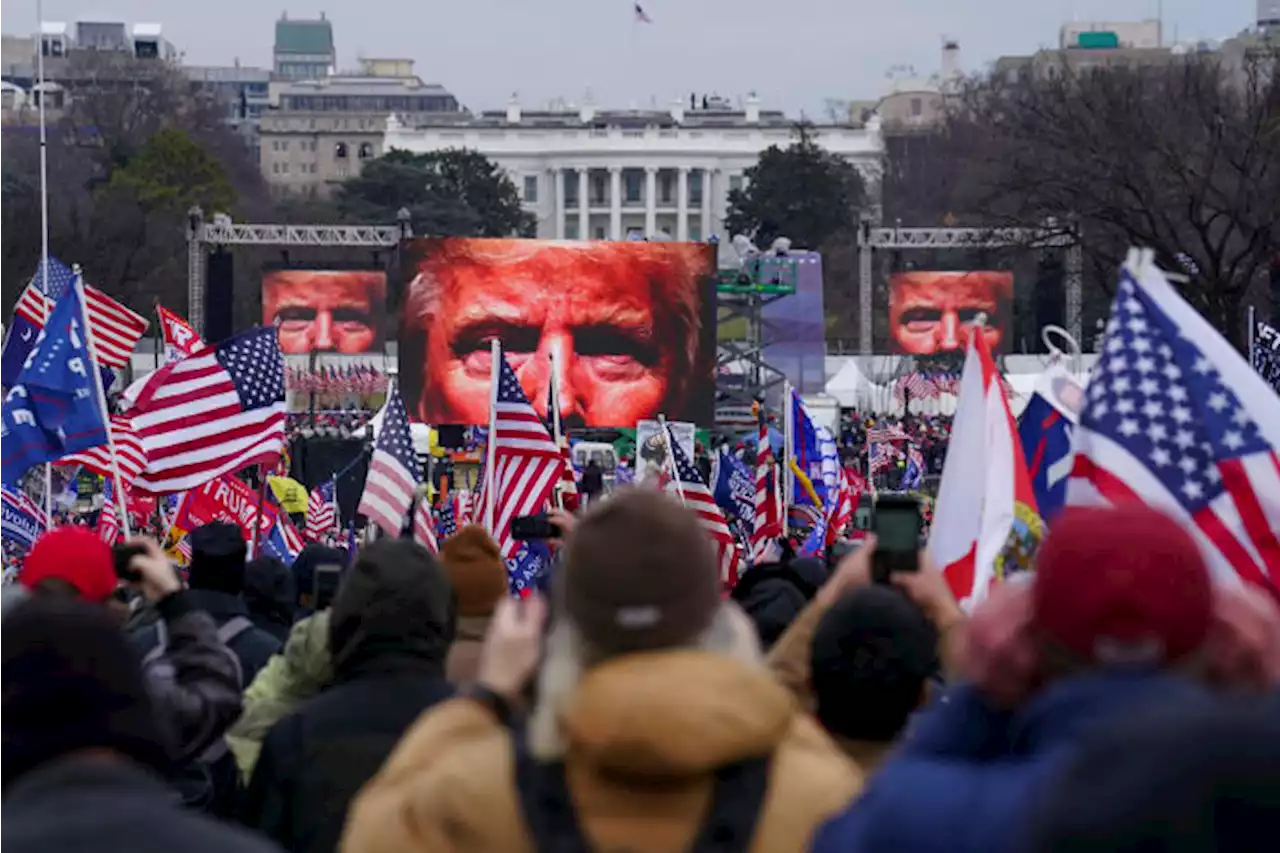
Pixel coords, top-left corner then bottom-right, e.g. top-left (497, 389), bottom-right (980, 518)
top-left (714, 257), bottom-right (799, 415)
top-left (185, 207), bottom-right (411, 336)
top-left (856, 224), bottom-right (1083, 355)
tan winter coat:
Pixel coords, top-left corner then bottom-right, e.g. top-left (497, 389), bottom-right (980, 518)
top-left (341, 604), bottom-right (862, 853)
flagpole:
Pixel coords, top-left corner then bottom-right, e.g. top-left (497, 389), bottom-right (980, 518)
top-left (549, 348), bottom-right (564, 510)
top-left (250, 463), bottom-right (268, 557)
top-left (782, 381), bottom-right (794, 519)
top-left (483, 339), bottom-right (499, 534)
top-left (1247, 305), bottom-right (1256, 367)
top-left (656, 414), bottom-right (686, 504)
top-left (74, 272), bottom-right (131, 539)
top-left (37, 0), bottom-right (54, 527)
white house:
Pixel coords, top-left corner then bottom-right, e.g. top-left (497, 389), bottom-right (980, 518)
top-left (382, 94), bottom-right (883, 241)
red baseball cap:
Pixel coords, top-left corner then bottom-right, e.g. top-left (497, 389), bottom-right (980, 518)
top-left (1033, 505), bottom-right (1211, 667)
top-left (20, 527), bottom-right (118, 603)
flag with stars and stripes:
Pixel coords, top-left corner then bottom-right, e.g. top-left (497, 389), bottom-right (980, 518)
top-left (57, 415), bottom-right (147, 488)
top-left (665, 423), bottom-right (740, 588)
top-left (751, 409), bottom-right (781, 558)
top-left (478, 350), bottom-right (562, 560)
top-left (357, 384), bottom-right (421, 536)
top-left (9, 268), bottom-right (147, 374)
top-left (98, 479), bottom-right (120, 545)
top-left (305, 479), bottom-right (337, 542)
top-left (413, 499), bottom-right (438, 554)
top-left (437, 500), bottom-right (458, 540)
top-left (1067, 252), bottom-right (1280, 596)
top-left (127, 327), bottom-right (286, 494)
top-left (2, 258), bottom-right (79, 386)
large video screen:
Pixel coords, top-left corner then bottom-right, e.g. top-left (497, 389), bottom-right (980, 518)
top-left (888, 271), bottom-right (1014, 355)
top-left (399, 238), bottom-right (718, 428)
top-left (262, 268), bottom-right (387, 354)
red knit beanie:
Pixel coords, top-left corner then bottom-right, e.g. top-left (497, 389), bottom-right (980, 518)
top-left (1033, 504), bottom-right (1211, 666)
top-left (20, 527), bottom-right (117, 604)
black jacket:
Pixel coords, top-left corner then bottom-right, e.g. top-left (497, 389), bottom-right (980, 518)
top-left (242, 656), bottom-right (454, 853)
top-left (134, 591), bottom-right (245, 765)
top-left (134, 590), bottom-right (282, 689)
top-left (2, 757), bottom-right (282, 853)
top-left (730, 557), bottom-right (827, 650)
top-left (242, 539), bottom-right (456, 853)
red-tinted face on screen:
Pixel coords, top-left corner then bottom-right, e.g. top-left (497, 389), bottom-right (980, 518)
top-left (262, 270), bottom-right (386, 354)
top-left (399, 239), bottom-right (714, 428)
top-left (888, 271), bottom-right (1014, 355)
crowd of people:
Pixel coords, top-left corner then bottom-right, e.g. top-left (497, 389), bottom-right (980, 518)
top-left (3, 490), bottom-right (1279, 853)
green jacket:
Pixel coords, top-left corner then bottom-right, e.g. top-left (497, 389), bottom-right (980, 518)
top-left (227, 610), bottom-right (333, 779)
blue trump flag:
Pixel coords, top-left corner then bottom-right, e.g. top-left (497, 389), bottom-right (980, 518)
top-left (261, 517), bottom-right (302, 566)
top-left (1, 485), bottom-right (47, 550)
top-left (713, 447), bottom-right (755, 554)
top-left (1, 281), bottom-right (108, 485)
top-left (1017, 367), bottom-right (1082, 523)
top-left (1, 258), bottom-right (77, 388)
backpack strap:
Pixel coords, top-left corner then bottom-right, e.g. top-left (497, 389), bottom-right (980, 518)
top-left (512, 728), bottom-right (772, 853)
top-left (217, 615), bottom-right (255, 646)
top-left (141, 619), bottom-right (169, 668)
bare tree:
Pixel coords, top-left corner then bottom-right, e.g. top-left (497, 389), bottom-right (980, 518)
top-left (942, 53), bottom-right (1280, 346)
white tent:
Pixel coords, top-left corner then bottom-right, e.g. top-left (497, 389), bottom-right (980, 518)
top-left (824, 360), bottom-right (873, 408)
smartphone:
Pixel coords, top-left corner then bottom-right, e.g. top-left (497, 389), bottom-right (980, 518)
top-left (871, 495), bottom-right (923, 584)
top-left (112, 543), bottom-right (148, 582)
top-left (511, 514), bottom-right (561, 541)
top-left (313, 563), bottom-right (344, 610)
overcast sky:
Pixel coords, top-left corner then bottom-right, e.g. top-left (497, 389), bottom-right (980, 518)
top-left (6, 1), bottom-right (1253, 116)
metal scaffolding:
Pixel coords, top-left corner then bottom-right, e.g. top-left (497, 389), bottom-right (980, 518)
top-left (185, 206), bottom-right (411, 336)
top-left (856, 224), bottom-right (1083, 354)
top-left (714, 256), bottom-right (799, 412)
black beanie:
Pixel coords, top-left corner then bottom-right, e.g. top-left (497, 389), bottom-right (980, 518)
top-left (187, 521), bottom-right (248, 595)
top-left (811, 586), bottom-right (939, 742)
top-left (2, 597), bottom-right (170, 788)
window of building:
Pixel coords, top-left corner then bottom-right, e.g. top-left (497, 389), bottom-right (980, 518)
top-left (281, 140), bottom-right (290, 151)
top-left (689, 222), bottom-right (702, 242)
top-left (729, 174), bottom-right (744, 194)
top-left (281, 163), bottom-right (289, 175)
top-left (624, 172), bottom-right (642, 203)
top-left (564, 172), bottom-right (579, 204)
top-left (591, 174), bottom-right (606, 205)
top-left (594, 226), bottom-right (606, 240)
top-left (689, 174), bottom-right (703, 206)
top-left (910, 97), bottom-right (923, 117)
top-left (565, 220), bottom-right (579, 240)
top-left (272, 162), bottom-right (279, 174)
top-left (661, 173), bottom-right (674, 204)
top-left (358, 142), bottom-right (374, 160)
top-left (335, 142), bottom-right (349, 159)
top-left (523, 175), bottom-right (539, 202)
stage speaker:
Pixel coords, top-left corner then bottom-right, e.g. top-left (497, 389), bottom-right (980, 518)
top-left (205, 249), bottom-right (234, 344)
top-left (1033, 253), bottom-right (1066, 352)
top-left (436, 425), bottom-right (467, 449)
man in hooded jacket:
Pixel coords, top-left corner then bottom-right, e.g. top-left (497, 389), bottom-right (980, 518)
top-left (340, 489), bottom-right (861, 853)
top-left (242, 539), bottom-right (456, 853)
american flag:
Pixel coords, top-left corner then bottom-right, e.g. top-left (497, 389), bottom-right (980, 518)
top-left (451, 489), bottom-right (473, 529)
top-left (1067, 255), bottom-right (1280, 596)
top-left (413, 500), bottom-right (438, 553)
top-left (176, 535), bottom-right (193, 564)
top-left (98, 480), bottom-right (120, 545)
top-left (895, 371), bottom-right (960, 402)
top-left (867, 423), bottom-right (910, 443)
top-left (305, 479), bottom-right (337, 541)
top-left (634, 2), bottom-right (653, 23)
top-left (438, 500), bottom-right (458, 540)
top-left (128, 327), bottom-right (286, 494)
top-left (869, 442), bottom-right (900, 475)
top-left (357, 384), bottom-right (421, 536)
top-left (751, 414), bottom-right (781, 556)
top-left (277, 511), bottom-right (305, 555)
top-left (480, 352), bottom-right (562, 560)
top-left (17, 277), bottom-right (148, 370)
top-left (825, 467), bottom-right (863, 545)
top-left (665, 424), bottom-right (740, 587)
top-left (57, 414), bottom-right (147, 485)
